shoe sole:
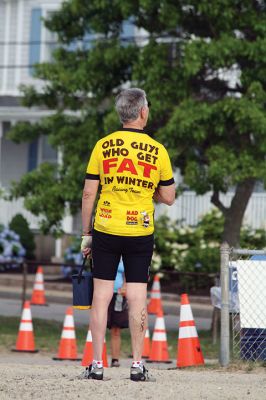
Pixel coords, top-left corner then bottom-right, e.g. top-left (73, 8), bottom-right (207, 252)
top-left (88, 373), bottom-right (103, 380)
top-left (130, 373), bottom-right (146, 382)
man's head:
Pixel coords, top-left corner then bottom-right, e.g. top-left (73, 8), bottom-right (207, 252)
top-left (115, 88), bottom-right (149, 128)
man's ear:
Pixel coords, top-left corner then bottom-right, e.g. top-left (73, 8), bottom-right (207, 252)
top-left (140, 107), bottom-right (146, 119)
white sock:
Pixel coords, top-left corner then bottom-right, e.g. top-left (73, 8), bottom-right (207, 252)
top-left (132, 360), bottom-right (143, 369)
top-left (92, 359), bottom-right (103, 368)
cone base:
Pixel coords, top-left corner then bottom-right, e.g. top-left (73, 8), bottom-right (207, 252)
top-left (53, 357), bottom-right (82, 361)
top-left (146, 359), bottom-right (172, 364)
top-left (12, 349), bottom-right (39, 353)
top-left (176, 363), bottom-right (204, 368)
top-left (177, 337), bottom-right (205, 367)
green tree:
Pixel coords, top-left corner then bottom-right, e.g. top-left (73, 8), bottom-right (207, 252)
top-left (8, 1), bottom-right (266, 245)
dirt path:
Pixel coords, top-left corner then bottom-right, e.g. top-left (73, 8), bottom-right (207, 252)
top-left (0, 362), bottom-right (265, 400)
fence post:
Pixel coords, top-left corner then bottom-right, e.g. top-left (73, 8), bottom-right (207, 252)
top-left (220, 242), bottom-right (230, 366)
top-left (21, 262), bottom-right (28, 310)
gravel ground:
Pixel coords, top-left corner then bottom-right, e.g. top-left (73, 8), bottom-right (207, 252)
top-left (0, 356), bottom-right (265, 400)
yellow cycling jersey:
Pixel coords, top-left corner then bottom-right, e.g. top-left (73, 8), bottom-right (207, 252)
top-left (86, 128), bottom-right (174, 236)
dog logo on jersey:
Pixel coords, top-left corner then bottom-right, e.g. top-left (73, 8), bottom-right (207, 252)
top-left (103, 200), bottom-right (111, 206)
top-left (141, 211), bottom-right (150, 228)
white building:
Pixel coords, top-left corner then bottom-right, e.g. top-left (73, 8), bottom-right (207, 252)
top-left (0, 0), bottom-right (66, 259)
top-left (0, 0), bottom-right (265, 260)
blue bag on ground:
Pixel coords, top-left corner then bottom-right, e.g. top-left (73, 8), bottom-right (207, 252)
top-left (72, 256), bottom-right (93, 310)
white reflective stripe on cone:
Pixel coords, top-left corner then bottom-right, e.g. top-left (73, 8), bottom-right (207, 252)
top-left (154, 317), bottom-right (166, 330)
top-left (35, 273), bottom-right (43, 282)
top-left (62, 329), bottom-right (76, 339)
top-left (153, 281), bottom-right (160, 290)
top-left (86, 330), bottom-right (92, 341)
top-left (180, 304), bottom-right (194, 322)
top-left (33, 283), bottom-right (44, 290)
top-left (179, 326), bottom-right (198, 339)
top-left (21, 308), bottom-right (32, 320)
top-left (152, 331), bottom-right (167, 341)
top-left (150, 292), bottom-right (161, 299)
top-left (19, 322), bottom-right (33, 331)
top-left (64, 315), bottom-right (75, 327)
top-left (145, 329), bottom-right (150, 338)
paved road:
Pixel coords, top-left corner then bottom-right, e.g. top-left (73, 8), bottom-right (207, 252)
top-left (0, 298), bottom-right (212, 331)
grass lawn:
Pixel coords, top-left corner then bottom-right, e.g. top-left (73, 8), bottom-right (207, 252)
top-left (0, 316), bottom-right (219, 360)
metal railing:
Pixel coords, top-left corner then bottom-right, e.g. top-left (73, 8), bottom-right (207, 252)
top-left (0, 260), bottom-right (216, 309)
top-left (0, 260), bottom-right (81, 309)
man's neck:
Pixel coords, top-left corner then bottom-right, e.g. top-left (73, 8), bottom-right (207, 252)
top-left (123, 122), bottom-right (144, 130)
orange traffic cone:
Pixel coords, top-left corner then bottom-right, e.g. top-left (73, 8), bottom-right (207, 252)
top-left (53, 307), bottom-right (80, 361)
top-left (31, 266), bottom-right (47, 306)
top-left (142, 327), bottom-right (151, 358)
top-left (12, 301), bottom-right (38, 353)
top-left (147, 274), bottom-right (163, 315)
top-left (176, 293), bottom-right (204, 367)
top-left (147, 309), bottom-right (171, 363)
top-left (81, 328), bottom-right (109, 367)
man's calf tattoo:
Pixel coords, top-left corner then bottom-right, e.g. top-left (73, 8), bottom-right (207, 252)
top-left (140, 308), bottom-right (146, 332)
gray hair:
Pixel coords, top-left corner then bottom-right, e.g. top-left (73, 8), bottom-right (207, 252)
top-left (115, 88), bottom-right (147, 124)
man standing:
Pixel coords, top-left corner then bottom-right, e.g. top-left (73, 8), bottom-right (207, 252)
top-left (81, 88), bottom-right (175, 381)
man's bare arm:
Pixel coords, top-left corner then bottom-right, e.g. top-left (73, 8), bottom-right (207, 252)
top-left (153, 183), bottom-right (175, 206)
top-left (82, 179), bottom-right (100, 234)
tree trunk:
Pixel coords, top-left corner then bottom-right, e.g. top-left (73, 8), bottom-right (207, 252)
top-left (211, 178), bottom-right (256, 247)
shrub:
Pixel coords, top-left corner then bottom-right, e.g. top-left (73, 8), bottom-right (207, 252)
top-left (9, 214), bottom-right (35, 259)
top-left (153, 209), bottom-right (266, 273)
top-left (0, 224), bottom-right (26, 267)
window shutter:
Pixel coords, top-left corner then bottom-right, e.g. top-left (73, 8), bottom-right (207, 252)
top-left (29, 8), bottom-right (42, 75)
top-left (28, 139), bottom-right (38, 171)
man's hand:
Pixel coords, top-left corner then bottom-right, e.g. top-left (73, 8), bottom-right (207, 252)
top-left (81, 235), bottom-right (92, 256)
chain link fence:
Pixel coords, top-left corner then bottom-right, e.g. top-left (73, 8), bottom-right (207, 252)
top-left (220, 244), bottom-right (266, 366)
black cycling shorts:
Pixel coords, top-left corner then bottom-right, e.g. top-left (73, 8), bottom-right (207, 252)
top-left (91, 229), bottom-right (154, 283)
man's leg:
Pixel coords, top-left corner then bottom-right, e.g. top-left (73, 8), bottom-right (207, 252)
top-left (90, 278), bottom-right (114, 360)
top-left (126, 282), bottom-right (147, 361)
